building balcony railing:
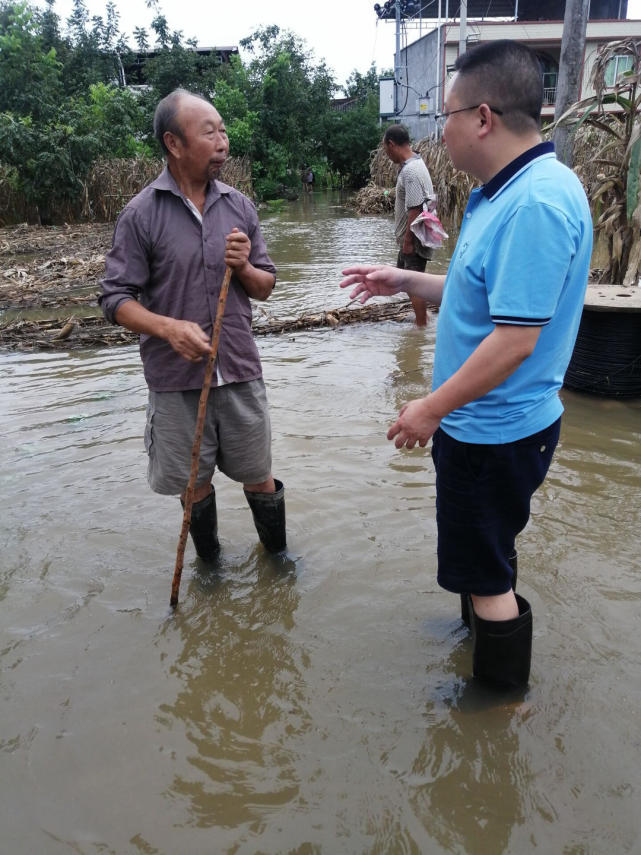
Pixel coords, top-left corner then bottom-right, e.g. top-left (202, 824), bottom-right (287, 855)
top-left (543, 87), bottom-right (557, 106)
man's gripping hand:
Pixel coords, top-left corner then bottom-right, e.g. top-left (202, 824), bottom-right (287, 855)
top-left (225, 227), bottom-right (251, 272)
top-left (166, 319), bottom-right (213, 363)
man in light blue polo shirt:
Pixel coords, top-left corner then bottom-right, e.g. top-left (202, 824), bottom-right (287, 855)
top-left (341, 40), bottom-right (592, 689)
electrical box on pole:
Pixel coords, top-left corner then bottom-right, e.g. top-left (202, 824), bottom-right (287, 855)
top-left (379, 78), bottom-right (396, 117)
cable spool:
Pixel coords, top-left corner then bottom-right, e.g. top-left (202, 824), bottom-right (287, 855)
top-left (564, 285), bottom-right (641, 398)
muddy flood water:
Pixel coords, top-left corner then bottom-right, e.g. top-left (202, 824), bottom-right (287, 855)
top-left (2, 192), bottom-right (641, 854)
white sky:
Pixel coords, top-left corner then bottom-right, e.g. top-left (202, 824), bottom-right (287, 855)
top-left (42, 0), bottom-right (398, 91)
top-left (40, 0), bottom-right (641, 93)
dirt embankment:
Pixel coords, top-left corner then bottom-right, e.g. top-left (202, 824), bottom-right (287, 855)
top-left (0, 223), bottom-right (419, 352)
top-left (0, 223), bottom-right (130, 350)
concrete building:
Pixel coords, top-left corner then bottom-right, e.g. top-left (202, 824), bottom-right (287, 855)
top-left (379, 1), bottom-right (640, 140)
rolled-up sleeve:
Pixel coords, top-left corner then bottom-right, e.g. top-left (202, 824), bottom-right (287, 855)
top-left (243, 197), bottom-right (277, 280)
top-left (99, 206), bottom-right (150, 324)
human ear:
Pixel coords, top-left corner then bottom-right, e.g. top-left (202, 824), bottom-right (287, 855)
top-left (164, 131), bottom-right (181, 157)
top-left (478, 104), bottom-right (493, 136)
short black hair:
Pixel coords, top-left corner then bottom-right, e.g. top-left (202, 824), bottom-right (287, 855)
top-left (153, 88), bottom-right (211, 155)
top-left (383, 124), bottom-right (411, 146)
top-left (453, 40), bottom-right (543, 133)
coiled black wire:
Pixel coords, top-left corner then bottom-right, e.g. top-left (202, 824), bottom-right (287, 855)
top-left (564, 309), bottom-right (641, 398)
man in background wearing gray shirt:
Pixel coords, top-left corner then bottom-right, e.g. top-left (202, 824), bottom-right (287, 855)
top-left (100, 89), bottom-right (286, 561)
top-left (383, 124), bottom-right (435, 327)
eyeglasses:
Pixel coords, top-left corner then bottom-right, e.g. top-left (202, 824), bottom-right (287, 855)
top-left (434, 104), bottom-right (504, 129)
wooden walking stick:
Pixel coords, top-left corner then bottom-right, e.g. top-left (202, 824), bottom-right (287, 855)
top-left (170, 266), bottom-right (232, 609)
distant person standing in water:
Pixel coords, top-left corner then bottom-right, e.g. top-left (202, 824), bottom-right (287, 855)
top-left (383, 124), bottom-right (435, 327)
top-left (342, 41), bottom-right (592, 689)
top-left (305, 167), bottom-right (314, 193)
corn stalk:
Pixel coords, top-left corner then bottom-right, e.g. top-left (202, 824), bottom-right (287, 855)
top-left (552, 38), bottom-right (641, 285)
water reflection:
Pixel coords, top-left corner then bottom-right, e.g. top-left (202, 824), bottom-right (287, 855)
top-left (410, 697), bottom-right (525, 855)
top-left (157, 554), bottom-right (309, 831)
top-left (389, 324), bottom-right (436, 406)
top-left (2, 195), bottom-right (641, 854)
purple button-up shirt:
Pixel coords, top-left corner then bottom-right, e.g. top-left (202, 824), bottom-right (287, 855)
top-left (99, 167), bottom-right (277, 392)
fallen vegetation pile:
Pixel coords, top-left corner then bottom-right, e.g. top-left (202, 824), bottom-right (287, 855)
top-left (0, 222), bottom-right (433, 352)
top-left (1, 299), bottom-right (428, 352)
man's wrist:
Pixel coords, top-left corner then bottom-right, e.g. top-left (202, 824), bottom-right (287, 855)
top-left (158, 315), bottom-right (177, 341)
top-left (421, 392), bottom-right (447, 422)
top-left (231, 259), bottom-right (252, 278)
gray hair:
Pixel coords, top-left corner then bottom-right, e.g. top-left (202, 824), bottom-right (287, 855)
top-left (153, 88), bottom-right (211, 155)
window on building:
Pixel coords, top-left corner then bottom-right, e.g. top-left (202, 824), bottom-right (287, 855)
top-left (537, 52), bottom-right (559, 106)
top-left (604, 55), bottom-right (635, 88)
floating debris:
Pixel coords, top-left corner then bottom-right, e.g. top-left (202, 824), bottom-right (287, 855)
top-left (0, 221), bottom-right (440, 352)
top-left (0, 300), bottom-right (433, 351)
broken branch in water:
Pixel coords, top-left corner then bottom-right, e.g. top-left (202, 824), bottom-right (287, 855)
top-left (0, 298), bottom-right (437, 352)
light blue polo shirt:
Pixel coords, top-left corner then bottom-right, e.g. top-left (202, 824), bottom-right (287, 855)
top-left (432, 142), bottom-right (593, 443)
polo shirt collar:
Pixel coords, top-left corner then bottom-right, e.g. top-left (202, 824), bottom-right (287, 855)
top-left (150, 164), bottom-right (232, 202)
top-left (482, 141), bottom-right (555, 199)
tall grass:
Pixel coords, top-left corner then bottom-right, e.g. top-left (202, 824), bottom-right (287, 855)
top-left (0, 156), bottom-right (253, 225)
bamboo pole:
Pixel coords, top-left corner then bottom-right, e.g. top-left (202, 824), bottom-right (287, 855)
top-left (170, 266), bottom-right (232, 609)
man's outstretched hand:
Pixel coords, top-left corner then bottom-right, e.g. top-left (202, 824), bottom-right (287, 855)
top-left (340, 264), bottom-right (405, 304)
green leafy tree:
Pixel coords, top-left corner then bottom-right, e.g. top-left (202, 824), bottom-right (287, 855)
top-left (133, 25), bottom-right (148, 52)
top-left (239, 25), bottom-right (336, 196)
top-left (0, 1), bottom-right (62, 121)
top-left (213, 69), bottom-right (259, 158)
top-left (143, 37), bottom-right (199, 96)
top-left (62, 0), bottom-right (127, 93)
top-left (70, 82), bottom-right (152, 157)
top-left (320, 63), bottom-right (383, 186)
top-left (322, 105), bottom-right (382, 186)
top-left (1, 110), bottom-right (96, 220)
top-left (343, 64), bottom-right (380, 100)
top-left (0, 0), bottom-right (150, 219)
top-left (136, 10), bottom-right (223, 99)
top-left (0, 0), bottom-right (394, 219)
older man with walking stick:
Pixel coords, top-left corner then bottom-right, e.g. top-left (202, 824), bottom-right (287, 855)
top-left (100, 89), bottom-right (286, 565)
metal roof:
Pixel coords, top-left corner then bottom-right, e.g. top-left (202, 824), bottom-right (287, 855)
top-left (373, 0), bottom-right (628, 21)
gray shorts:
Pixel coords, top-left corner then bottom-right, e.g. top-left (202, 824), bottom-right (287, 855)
top-left (144, 379), bottom-right (273, 495)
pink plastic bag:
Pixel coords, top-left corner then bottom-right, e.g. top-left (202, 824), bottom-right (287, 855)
top-left (410, 205), bottom-right (448, 250)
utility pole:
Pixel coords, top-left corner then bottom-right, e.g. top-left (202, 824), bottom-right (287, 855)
top-left (395, 0), bottom-right (401, 115)
top-left (459, 0), bottom-right (467, 58)
top-left (435, 0), bottom-right (442, 113)
top-left (553, 0), bottom-right (590, 167)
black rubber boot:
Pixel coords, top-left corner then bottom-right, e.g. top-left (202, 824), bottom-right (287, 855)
top-left (244, 479), bottom-right (287, 553)
top-left (181, 490), bottom-right (220, 561)
top-left (470, 593), bottom-right (532, 688)
top-left (460, 551), bottom-right (517, 628)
